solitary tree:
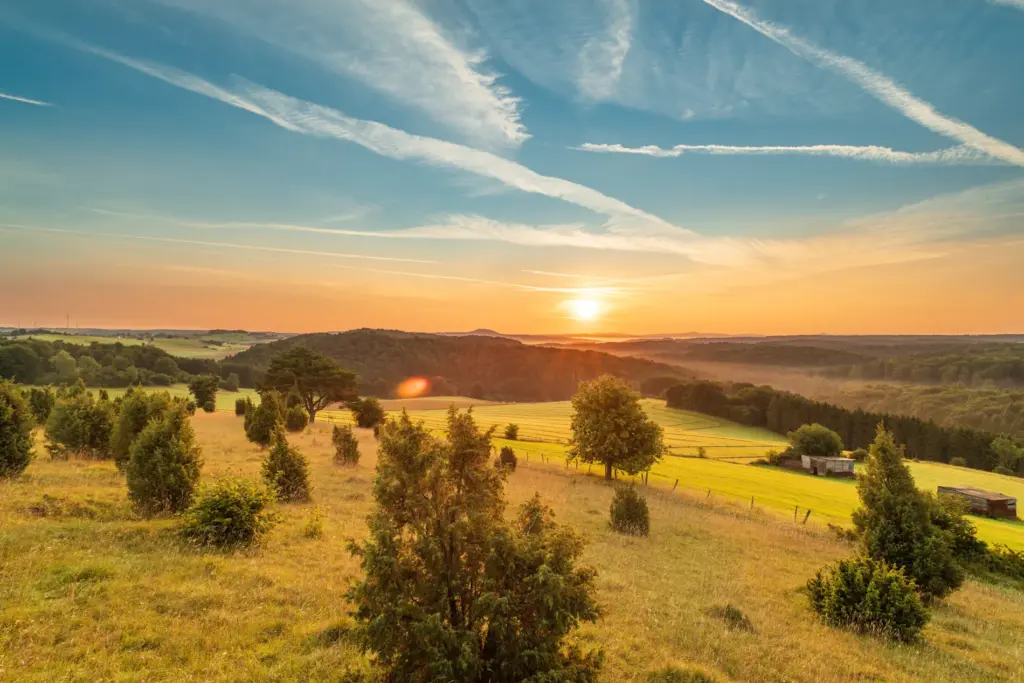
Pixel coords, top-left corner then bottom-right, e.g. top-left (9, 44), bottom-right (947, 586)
top-left (347, 396), bottom-right (386, 429)
top-left (852, 426), bottom-right (963, 601)
top-left (347, 408), bottom-right (601, 681)
top-left (263, 347), bottom-right (356, 423)
top-left (788, 423), bottom-right (844, 458)
top-left (568, 375), bottom-right (665, 480)
top-left (187, 375), bottom-right (220, 409)
top-left (0, 380), bottom-right (34, 479)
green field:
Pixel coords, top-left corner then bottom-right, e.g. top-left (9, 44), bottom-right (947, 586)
top-left (14, 333), bottom-right (255, 359)
top-left (322, 399), bottom-right (1024, 549)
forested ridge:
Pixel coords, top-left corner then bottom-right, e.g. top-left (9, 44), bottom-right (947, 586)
top-left (227, 329), bottom-right (692, 401)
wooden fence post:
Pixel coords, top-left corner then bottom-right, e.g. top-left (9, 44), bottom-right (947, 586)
top-left (671, 479), bottom-right (678, 492)
top-left (750, 496), bottom-right (754, 510)
top-left (706, 489), bottom-right (711, 499)
top-left (794, 506), bottom-right (798, 522)
top-left (802, 509), bottom-right (812, 524)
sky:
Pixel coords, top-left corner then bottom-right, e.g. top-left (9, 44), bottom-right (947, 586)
top-left (0, 0), bottom-right (1022, 335)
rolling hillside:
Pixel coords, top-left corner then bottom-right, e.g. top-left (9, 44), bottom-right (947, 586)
top-left (227, 329), bottom-right (694, 401)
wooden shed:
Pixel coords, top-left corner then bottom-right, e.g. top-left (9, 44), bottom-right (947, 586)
top-left (802, 456), bottom-right (855, 478)
top-left (938, 486), bottom-right (1017, 520)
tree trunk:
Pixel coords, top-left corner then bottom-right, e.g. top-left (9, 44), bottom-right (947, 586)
top-left (604, 462), bottom-right (613, 480)
top-left (308, 407), bottom-right (317, 423)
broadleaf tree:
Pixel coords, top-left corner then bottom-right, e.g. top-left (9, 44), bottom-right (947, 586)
top-left (262, 347), bottom-right (356, 423)
top-left (568, 375), bottom-right (665, 480)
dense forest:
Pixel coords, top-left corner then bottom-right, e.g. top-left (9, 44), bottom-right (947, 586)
top-left (664, 380), bottom-right (1022, 473)
top-left (822, 383), bottom-right (1024, 440)
top-left (822, 345), bottom-right (1024, 387)
top-left (228, 329), bottom-right (691, 401)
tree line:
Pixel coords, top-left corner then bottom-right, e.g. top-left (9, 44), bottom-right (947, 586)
top-left (822, 344), bottom-right (1024, 387)
top-left (665, 380), bottom-right (1023, 473)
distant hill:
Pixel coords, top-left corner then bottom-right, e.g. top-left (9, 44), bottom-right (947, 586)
top-left (227, 329), bottom-right (693, 401)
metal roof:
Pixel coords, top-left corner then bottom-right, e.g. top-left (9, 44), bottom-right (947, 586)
top-left (938, 486), bottom-right (1015, 502)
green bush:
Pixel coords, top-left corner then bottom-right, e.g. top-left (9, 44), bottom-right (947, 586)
top-left (496, 445), bottom-right (518, 471)
top-left (347, 397), bottom-right (386, 429)
top-left (234, 397), bottom-right (252, 417)
top-left (993, 465), bottom-right (1014, 476)
top-left (187, 374), bottom-right (219, 408)
top-left (949, 456), bottom-right (967, 468)
top-left (1, 380), bottom-right (35, 479)
top-left (44, 392), bottom-right (116, 460)
top-left (788, 423), bottom-right (844, 458)
top-left (332, 425), bottom-right (360, 466)
top-left (851, 448), bottom-right (869, 462)
top-left (504, 423), bottom-right (519, 440)
top-left (285, 405), bottom-right (309, 432)
top-left (202, 400), bottom-right (216, 414)
top-left (610, 484), bottom-right (649, 536)
top-left (646, 666), bottom-right (718, 683)
top-left (981, 544), bottom-right (1024, 581)
top-left (262, 434), bottom-right (311, 502)
top-left (125, 406), bottom-right (203, 515)
top-left (180, 477), bottom-right (279, 548)
top-left (110, 390), bottom-right (174, 470)
top-left (807, 556), bottom-right (929, 642)
top-left (246, 391), bottom-right (284, 448)
top-left (25, 386), bottom-right (55, 425)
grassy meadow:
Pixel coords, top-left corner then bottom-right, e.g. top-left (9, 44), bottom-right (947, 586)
top-left (2, 412), bottom-right (1024, 682)
top-left (321, 399), bottom-right (1024, 550)
top-left (95, 384), bottom-right (262, 413)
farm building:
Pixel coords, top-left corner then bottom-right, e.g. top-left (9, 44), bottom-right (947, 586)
top-left (937, 486), bottom-right (1017, 520)
top-left (800, 455), bottom-right (855, 478)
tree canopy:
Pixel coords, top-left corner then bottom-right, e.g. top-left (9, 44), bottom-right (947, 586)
top-left (568, 375), bottom-right (665, 480)
top-left (788, 423), bottom-right (844, 458)
top-left (262, 347), bottom-right (356, 423)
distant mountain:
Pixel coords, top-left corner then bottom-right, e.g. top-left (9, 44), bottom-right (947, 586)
top-left (227, 328), bottom-right (694, 401)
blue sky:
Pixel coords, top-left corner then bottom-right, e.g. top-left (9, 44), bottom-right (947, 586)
top-left (1, 0), bottom-right (1022, 334)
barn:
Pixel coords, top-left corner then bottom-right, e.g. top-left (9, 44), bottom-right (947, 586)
top-left (937, 486), bottom-right (1018, 520)
top-left (801, 455), bottom-right (856, 478)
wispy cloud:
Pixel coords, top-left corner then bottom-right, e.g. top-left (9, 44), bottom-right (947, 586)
top-left (577, 0), bottom-right (634, 101)
top-left (573, 142), bottom-right (1000, 165)
top-left (333, 265), bottom-right (621, 296)
top-left (989, 0), bottom-right (1024, 8)
top-left (153, 0), bottom-right (527, 148)
top-left (700, 0), bottom-right (1024, 167)
top-left (0, 222), bottom-right (436, 264)
top-left (76, 47), bottom-right (686, 236)
top-left (0, 92), bottom-right (51, 106)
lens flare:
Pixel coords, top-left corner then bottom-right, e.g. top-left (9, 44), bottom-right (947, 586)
top-left (396, 376), bottom-right (430, 398)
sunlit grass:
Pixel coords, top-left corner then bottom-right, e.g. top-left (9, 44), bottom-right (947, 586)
top-left (2, 413), bottom-right (1022, 681)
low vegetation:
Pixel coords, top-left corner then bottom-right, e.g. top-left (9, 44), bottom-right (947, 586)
top-left (180, 477), bottom-right (279, 548)
top-left (331, 424), bottom-right (360, 466)
top-left (609, 484), bottom-right (650, 537)
top-left (0, 380), bottom-right (34, 478)
top-left (261, 434), bottom-right (311, 503)
top-left (125, 404), bottom-right (203, 515)
top-left (44, 386), bottom-right (115, 460)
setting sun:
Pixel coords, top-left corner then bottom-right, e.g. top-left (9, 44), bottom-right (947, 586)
top-left (566, 298), bottom-right (600, 321)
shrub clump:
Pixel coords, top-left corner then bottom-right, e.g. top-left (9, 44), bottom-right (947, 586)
top-left (807, 557), bottom-right (929, 642)
top-left (496, 445), bottom-right (518, 472)
top-left (851, 448), bottom-right (869, 462)
top-left (504, 423), bottom-right (519, 440)
top-left (332, 425), bottom-right (360, 466)
top-left (246, 391), bottom-right (284, 448)
top-left (180, 477), bottom-right (279, 548)
top-left (25, 386), bottom-right (56, 425)
top-left (44, 391), bottom-right (116, 460)
top-left (347, 397), bottom-right (386, 429)
top-left (262, 434), bottom-right (311, 502)
top-left (234, 397), bottom-right (252, 417)
top-left (285, 405), bottom-right (309, 432)
top-left (609, 484), bottom-right (650, 536)
top-left (201, 400), bottom-right (216, 414)
top-left (1, 380), bottom-right (35, 479)
top-left (110, 390), bottom-right (174, 470)
top-left (125, 406), bottom-right (203, 515)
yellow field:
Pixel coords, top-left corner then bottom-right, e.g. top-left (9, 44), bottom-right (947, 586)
top-left (2, 413), bottom-right (1022, 681)
top-left (321, 399), bottom-right (1024, 550)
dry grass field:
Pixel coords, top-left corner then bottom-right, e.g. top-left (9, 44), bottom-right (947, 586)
top-left (2, 412), bottom-right (1023, 681)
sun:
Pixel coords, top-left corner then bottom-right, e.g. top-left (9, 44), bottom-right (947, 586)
top-left (566, 298), bottom-right (600, 321)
